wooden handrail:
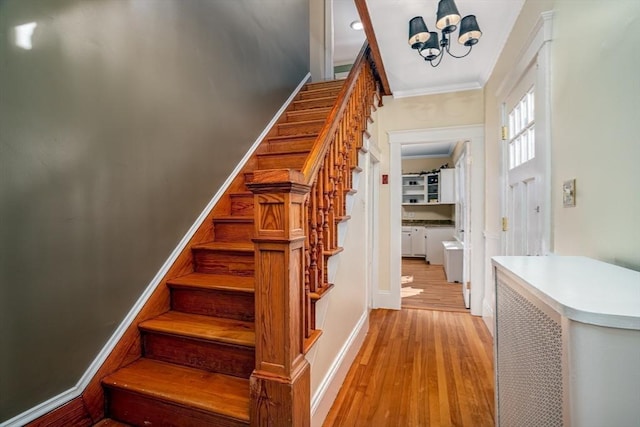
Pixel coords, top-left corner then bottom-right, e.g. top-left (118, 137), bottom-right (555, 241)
top-left (301, 42), bottom-right (370, 184)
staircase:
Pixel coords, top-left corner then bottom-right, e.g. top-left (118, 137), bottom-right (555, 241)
top-left (99, 80), bottom-right (346, 426)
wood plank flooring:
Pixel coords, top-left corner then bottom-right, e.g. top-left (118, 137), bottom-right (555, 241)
top-left (323, 309), bottom-right (494, 427)
top-left (401, 259), bottom-right (467, 312)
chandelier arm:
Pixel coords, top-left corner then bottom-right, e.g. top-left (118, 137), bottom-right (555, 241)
top-left (444, 43), bottom-right (473, 59)
top-left (429, 51), bottom-right (444, 67)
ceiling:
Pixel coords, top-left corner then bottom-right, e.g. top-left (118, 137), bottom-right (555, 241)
top-left (333, 0), bottom-right (525, 98)
top-left (401, 140), bottom-right (457, 159)
top-left (332, 0), bottom-right (525, 157)
top-left (333, 0), bottom-right (366, 65)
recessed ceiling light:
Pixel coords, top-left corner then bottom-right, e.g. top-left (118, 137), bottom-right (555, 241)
top-left (350, 21), bottom-right (363, 31)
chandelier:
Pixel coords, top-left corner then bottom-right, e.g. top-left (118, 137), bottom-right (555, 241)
top-left (408, 0), bottom-right (482, 67)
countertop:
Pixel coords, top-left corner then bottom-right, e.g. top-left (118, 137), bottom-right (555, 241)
top-left (401, 220), bottom-right (454, 227)
top-left (492, 256), bottom-right (640, 330)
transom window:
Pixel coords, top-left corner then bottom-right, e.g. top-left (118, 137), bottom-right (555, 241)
top-left (508, 87), bottom-right (535, 169)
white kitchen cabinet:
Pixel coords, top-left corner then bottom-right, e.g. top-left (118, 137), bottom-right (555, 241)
top-left (401, 226), bottom-right (426, 257)
top-left (401, 228), bottom-right (412, 256)
top-left (401, 174), bottom-right (426, 205)
top-left (439, 168), bottom-right (455, 204)
top-left (402, 169), bottom-right (455, 205)
top-left (410, 227), bottom-right (426, 256)
top-left (424, 227), bottom-right (455, 265)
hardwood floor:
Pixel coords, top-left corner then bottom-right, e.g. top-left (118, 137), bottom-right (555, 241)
top-left (323, 309), bottom-right (495, 427)
top-left (401, 258), bottom-right (467, 312)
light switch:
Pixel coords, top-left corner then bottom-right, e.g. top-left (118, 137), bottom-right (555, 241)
top-left (563, 179), bottom-right (576, 207)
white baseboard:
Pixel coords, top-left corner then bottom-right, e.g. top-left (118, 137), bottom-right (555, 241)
top-left (0, 73), bottom-right (311, 427)
top-left (483, 300), bottom-right (495, 336)
top-left (311, 310), bottom-right (369, 427)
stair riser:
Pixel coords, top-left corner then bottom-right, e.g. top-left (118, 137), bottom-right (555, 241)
top-left (276, 121), bottom-right (324, 136)
top-left (304, 81), bottom-right (344, 91)
top-left (143, 334), bottom-right (254, 378)
top-left (298, 87), bottom-right (342, 100)
top-left (193, 251), bottom-right (254, 276)
top-left (171, 288), bottom-right (255, 321)
top-left (257, 152), bottom-right (307, 170)
top-left (230, 195), bottom-right (254, 216)
top-left (285, 109), bottom-right (330, 122)
top-left (291, 97), bottom-right (335, 111)
top-left (267, 137), bottom-right (316, 153)
top-left (106, 389), bottom-right (248, 427)
top-left (213, 222), bottom-right (254, 242)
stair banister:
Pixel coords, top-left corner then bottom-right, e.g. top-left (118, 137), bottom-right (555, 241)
top-left (247, 41), bottom-right (380, 426)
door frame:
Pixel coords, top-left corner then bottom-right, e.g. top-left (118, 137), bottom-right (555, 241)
top-left (365, 138), bottom-right (380, 311)
top-left (388, 125), bottom-right (485, 315)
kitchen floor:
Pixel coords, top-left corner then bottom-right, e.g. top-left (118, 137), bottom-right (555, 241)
top-left (401, 258), bottom-right (467, 312)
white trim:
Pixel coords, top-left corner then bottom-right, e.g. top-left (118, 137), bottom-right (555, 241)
top-left (482, 231), bottom-right (501, 336)
top-left (389, 125), bottom-right (485, 316)
top-left (324, 0), bottom-right (334, 79)
top-left (310, 311), bottom-right (369, 427)
top-left (393, 81), bottom-right (482, 99)
top-left (374, 289), bottom-right (400, 310)
top-left (496, 11), bottom-right (554, 100)
top-left (0, 72), bottom-right (312, 427)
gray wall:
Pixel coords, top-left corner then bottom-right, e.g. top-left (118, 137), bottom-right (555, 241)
top-left (0, 0), bottom-right (309, 420)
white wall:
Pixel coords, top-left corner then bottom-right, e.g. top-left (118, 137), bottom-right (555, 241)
top-left (307, 134), bottom-right (378, 426)
top-left (550, 0), bottom-right (640, 270)
top-left (482, 0), bottom-right (640, 331)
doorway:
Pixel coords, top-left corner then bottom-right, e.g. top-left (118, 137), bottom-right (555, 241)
top-left (399, 150), bottom-right (466, 312)
top-left (388, 125), bottom-right (485, 316)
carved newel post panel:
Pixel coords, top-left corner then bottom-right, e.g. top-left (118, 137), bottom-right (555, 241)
top-left (246, 169), bottom-right (311, 426)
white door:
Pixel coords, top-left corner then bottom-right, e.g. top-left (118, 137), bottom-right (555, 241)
top-left (455, 145), bottom-right (471, 308)
top-left (504, 65), bottom-right (545, 256)
top-left (367, 154), bottom-right (379, 309)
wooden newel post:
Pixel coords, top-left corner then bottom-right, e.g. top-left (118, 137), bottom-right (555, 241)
top-left (246, 169), bottom-right (311, 427)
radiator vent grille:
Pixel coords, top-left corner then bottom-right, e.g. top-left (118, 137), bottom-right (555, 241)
top-left (496, 280), bottom-right (563, 426)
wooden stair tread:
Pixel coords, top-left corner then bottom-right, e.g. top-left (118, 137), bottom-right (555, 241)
top-left (293, 95), bottom-right (336, 103)
top-left (103, 358), bottom-right (250, 422)
top-left (192, 241), bottom-right (254, 252)
top-left (267, 133), bottom-right (318, 143)
top-left (213, 215), bottom-right (253, 223)
top-left (140, 311), bottom-right (255, 347)
top-left (278, 119), bottom-right (325, 127)
top-left (304, 80), bottom-right (344, 90)
top-left (168, 273), bottom-right (254, 293)
top-left (258, 148), bottom-right (311, 156)
top-left (287, 106), bottom-right (331, 116)
top-left (324, 246), bottom-right (344, 256)
top-left (93, 419), bottom-right (130, 427)
top-left (310, 283), bottom-right (334, 301)
top-left (303, 329), bottom-right (323, 354)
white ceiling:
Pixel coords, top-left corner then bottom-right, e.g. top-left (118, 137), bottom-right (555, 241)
top-left (331, 0), bottom-right (524, 157)
top-left (333, 0), bottom-right (525, 98)
top-left (333, 0), bottom-right (367, 65)
top-left (401, 140), bottom-right (457, 158)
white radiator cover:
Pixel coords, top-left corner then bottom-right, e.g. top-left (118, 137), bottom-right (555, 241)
top-left (492, 256), bottom-right (640, 427)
